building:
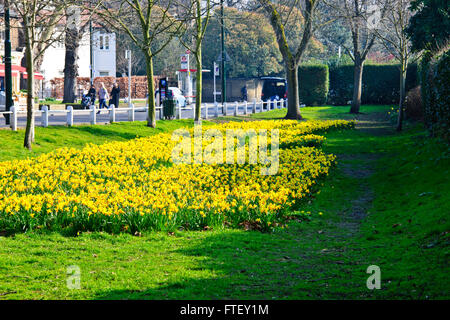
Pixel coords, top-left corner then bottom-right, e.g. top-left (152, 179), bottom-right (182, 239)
top-left (40, 28), bottom-right (116, 96)
top-left (1, 6), bottom-right (116, 99)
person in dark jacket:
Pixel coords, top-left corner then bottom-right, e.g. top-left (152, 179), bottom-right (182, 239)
top-left (88, 85), bottom-right (96, 106)
top-left (109, 82), bottom-right (120, 108)
top-left (241, 85), bottom-right (248, 102)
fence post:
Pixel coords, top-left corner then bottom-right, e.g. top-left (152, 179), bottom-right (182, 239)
top-left (280, 99), bottom-right (284, 109)
top-left (244, 101), bottom-right (248, 115)
top-left (90, 104), bottom-right (96, 125)
top-left (67, 105), bottom-right (74, 126)
top-left (128, 103), bottom-right (135, 121)
top-left (204, 104), bottom-right (208, 119)
top-left (10, 106), bottom-right (17, 131)
top-left (223, 102), bottom-right (227, 116)
top-left (42, 105), bottom-right (48, 127)
top-left (176, 104), bottom-right (181, 119)
top-left (215, 102), bottom-right (219, 117)
top-left (252, 99), bottom-right (256, 113)
top-left (234, 101), bottom-right (238, 116)
top-left (109, 105), bottom-right (115, 123)
top-left (260, 101), bottom-right (263, 113)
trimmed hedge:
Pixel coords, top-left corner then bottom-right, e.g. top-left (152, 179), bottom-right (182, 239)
top-left (420, 49), bottom-right (450, 140)
top-left (298, 64), bottom-right (329, 106)
top-left (328, 64), bottom-right (419, 105)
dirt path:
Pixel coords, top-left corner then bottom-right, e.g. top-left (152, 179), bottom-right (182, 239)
top-left (337, 113), bottom-right (392, 232)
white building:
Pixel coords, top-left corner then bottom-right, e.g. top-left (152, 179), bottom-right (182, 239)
top-left (40, 28), bottom-right (116, 90)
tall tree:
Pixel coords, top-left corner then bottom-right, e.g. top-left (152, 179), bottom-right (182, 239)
top-left (406, 0), bottom-right (450, 53)
top-left (258, 0), bottom-right (319, 120)
top-left (202, 7), bottom-right (284, 78)
top-left (62, 6), bottom-right (93, 103)
top-left (177, 0), bottom-right (213, 122)
top-left (324, 0), bottom-right (387, 113)
top-left (10, 0), bottom-right (68, 150)
top-left (95, 0), bottom-right (182, 128)
top-left (373, 0), bottom-right (415, 131)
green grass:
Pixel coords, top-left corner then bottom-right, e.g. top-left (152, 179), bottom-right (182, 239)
top-left (0, 105), bottom-right (448, 299)
top-left (0, 119), bottom-right (213, 162)
top-left (249, 105), bottom-right (392, 120)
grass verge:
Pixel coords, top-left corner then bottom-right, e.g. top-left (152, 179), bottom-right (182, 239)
top-left (0, 106), bottom-right (448, 299)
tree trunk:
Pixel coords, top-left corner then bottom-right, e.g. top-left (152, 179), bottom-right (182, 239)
top-left (350, 57), bottom-right (364, 114)
top-left (195, 47), bottom-right (202, 123)
top-left (146, 53), bottom-right (156, 128)
top-left (285, 62), bottom-right (302, 120)
top-left (397, 63), bottom-right (407, 132)
top-left (24, 36), bottom-right (35, 150)
top-left (62, 28), bottom-right (80, 103)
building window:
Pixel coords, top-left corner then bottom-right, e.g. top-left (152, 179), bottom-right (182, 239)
top-left (56, 38), bottom-right (64, 49)
top-left (98, 34), bottom-right (109, 50)
top-left (104, 36), bottom-right (109, 50)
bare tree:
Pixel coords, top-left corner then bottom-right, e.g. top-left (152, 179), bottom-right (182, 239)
top-left (258, 0), bottom-right (319, 120)
top-left (373, 0), bottom-right (415, 131)
top-left (10, 0), bottom-right (69, 150)
top-left (116, 33), bottom-right (146, 76)
top-left (94, 0), bottom-right (183, 128)
top-left (177, 0), bottom-right (213, 122)
top-left (324, 0), bottom-right (388, 113)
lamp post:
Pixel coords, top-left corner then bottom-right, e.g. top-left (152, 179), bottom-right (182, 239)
top-left (3, 0), bottom-right (13, 125)
top-left (89, 19), bottom-right (93, 85)
top-left (220, 0), bottom-right (226, 105)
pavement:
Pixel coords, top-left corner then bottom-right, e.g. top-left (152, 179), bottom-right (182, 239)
top-left (0, 102), bottom-right (273, 129)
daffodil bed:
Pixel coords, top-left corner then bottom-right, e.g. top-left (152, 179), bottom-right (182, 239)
top-left (0, 120), bottom-right (354, 235)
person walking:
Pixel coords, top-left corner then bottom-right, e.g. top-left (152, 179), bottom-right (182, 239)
top-left (109, 82), bottom-right (120, 108)
top-left (241, 85), bottom-right (248, 102)
top-left (88, 85), bottom-right (96, 106)
top-left (98, 82), bottom-right (109, 113)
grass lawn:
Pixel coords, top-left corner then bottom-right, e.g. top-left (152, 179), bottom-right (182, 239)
top-left (0, 119), bottom-right (211, 162)
top-left (0, 105), bottom-right (448, 299)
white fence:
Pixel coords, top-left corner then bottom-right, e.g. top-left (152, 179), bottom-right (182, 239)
top-left (0, 99), bottom-right (288, 131)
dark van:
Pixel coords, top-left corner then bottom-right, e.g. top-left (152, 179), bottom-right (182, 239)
top-left (261, 77), bottom-right (287, 102)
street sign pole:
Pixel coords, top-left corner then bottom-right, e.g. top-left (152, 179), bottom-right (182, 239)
top-left (126, 49), bottom-right (131, 107)
top-left (184, 52), bottom-right (192, 105)
top-left (213, 62), bottom-right (217, 104)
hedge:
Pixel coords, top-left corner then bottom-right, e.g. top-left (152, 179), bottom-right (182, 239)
top-left (420, 49), bottom-right (450, 140)
top-left (328, 64), bottom-right (419, 105)
top-left (298, 64), bottom-right (329, 106)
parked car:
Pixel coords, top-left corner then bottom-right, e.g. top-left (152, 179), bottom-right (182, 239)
top-left (155, 87), bottom-right (186, 108)
top-left (261, 77), bottom-right (287, 102)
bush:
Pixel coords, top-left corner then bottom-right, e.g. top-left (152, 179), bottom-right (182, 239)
top-left (328, 64), bottom-right (419, 105)
top-left (298, 64), bottom-right (329, 106)
top-left (405, 86), bottom-right (423, 120)
top-left (420, 48), bottom-right (450, 140)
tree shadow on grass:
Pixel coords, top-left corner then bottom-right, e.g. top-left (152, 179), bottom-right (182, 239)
top-left (93, 223), bottom-right (367, 300)
top-left (66, 125), bottom-right (141, 140)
